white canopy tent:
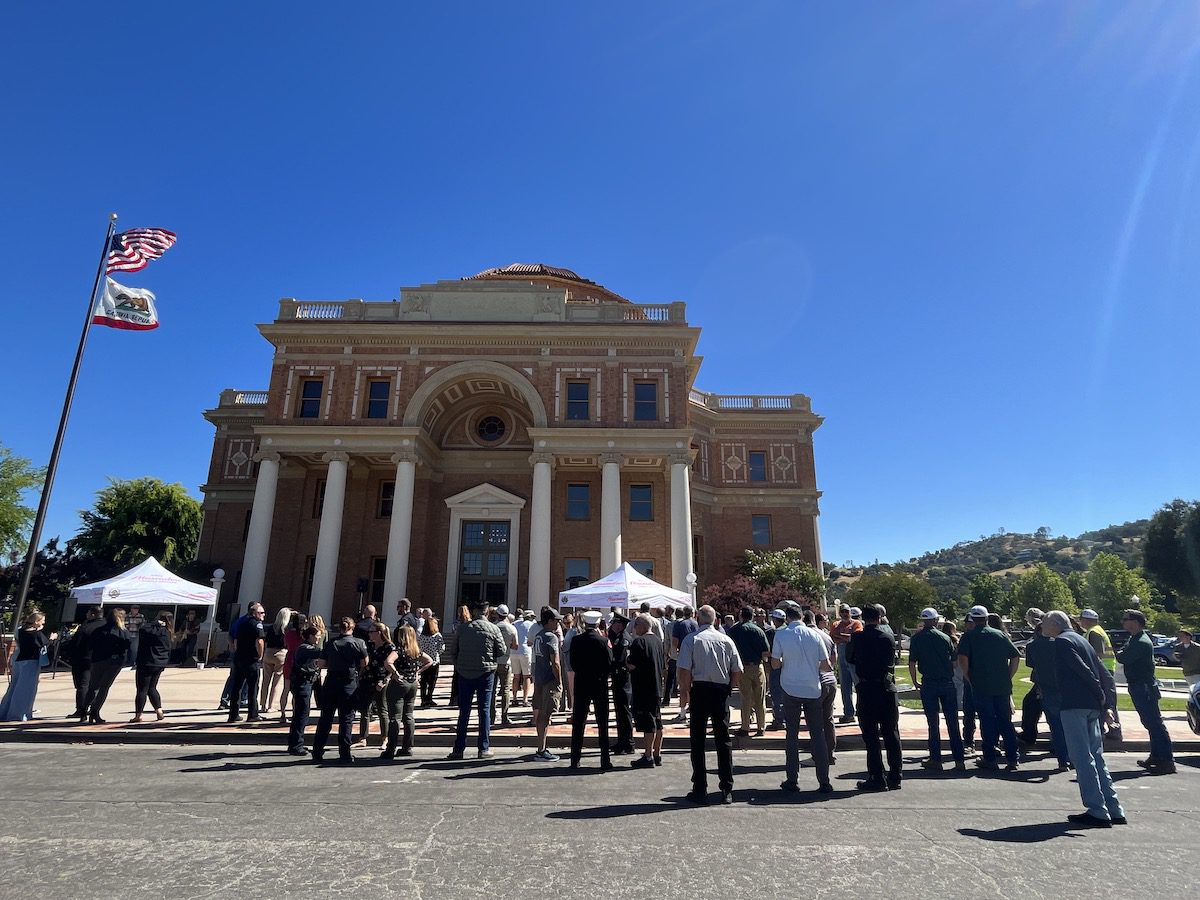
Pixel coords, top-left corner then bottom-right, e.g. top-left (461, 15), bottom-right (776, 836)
top-left (69, 556), bottom-right (218, 608)
top-left (558, 562), bottom-right (692, 611)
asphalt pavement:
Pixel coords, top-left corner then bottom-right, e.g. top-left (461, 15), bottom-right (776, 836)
top-left (0, 743), bottom-right (1196, 899)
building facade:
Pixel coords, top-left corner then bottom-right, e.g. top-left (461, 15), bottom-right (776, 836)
top-left (198, 264), bottom-right (823, 625)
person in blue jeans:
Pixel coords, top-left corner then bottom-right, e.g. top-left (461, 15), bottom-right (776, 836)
top-left (444, 601), bottom-right (507, 760)
top-left (1022, 622), bottom-right (1070, 770)
top-left (831, 605), bottom-right (861, 723)
top-left (1041, 610), bottom-right (1126, 828)
top-left (908, 608), bottom-right (965, 772)
top-left (1117, 608), bottom-right (1176, 774)
top-left (957, 605), bottom-right (1021, 772)
top-left (767, 608), bottom-right (787, 728)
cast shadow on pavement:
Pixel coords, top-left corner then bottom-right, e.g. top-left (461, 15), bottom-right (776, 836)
top-left (546, 798), bottom-right (696, 819)
top-left (957, 822), bottom-right (1083, 843)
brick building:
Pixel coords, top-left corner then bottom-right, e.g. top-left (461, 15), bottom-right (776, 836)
top-left (198, 263), bottom-right (823, 625)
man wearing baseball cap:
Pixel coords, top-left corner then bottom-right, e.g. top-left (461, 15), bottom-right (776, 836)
top-left (1079, 609), bottom-right (1121, 741)
top-left (908, 607), bottom-right (965, 772)
top-left (830, 604), bottom-right (862, 724)
top-left (766, 608), bottom-right (789, 730)
top-left (1117, 608), bottom-right (1175, 774)
top-left (957, 605), bottom-right (1021, 772)
top-left (488, 605), bottom-right (517, 728)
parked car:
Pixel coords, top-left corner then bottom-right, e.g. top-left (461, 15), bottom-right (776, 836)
top-left (1153, 639), bottom-right (1182, 666)
top-left (1188, 683), bottom-right (1200, 736)
top-left (1106, 629), bottom-right (1131, 653)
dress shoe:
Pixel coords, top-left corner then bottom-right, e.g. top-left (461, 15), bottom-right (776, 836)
top-left (685, 790), bottom-right (710, 805)
top-left (1067, 812), bottom-right (1112, 829)
top-left (287, 748), bottom-right (308, 756)
top-left (779, 780), bottom-right (801, 793)
top-left (397, 749), bottom-right (413, 757)
top-left (953, 761), bottom-right (967, 773)
top-left (975, 759), bottom-right (999, 771)
top-left (653, 755), bottom-right (662, 766)
top-left (246, 716), bottom-right (264, 723)
top-left (720, 791), bottom-right (734, 805)
top-left (600, 761), bottom-right (616, 772)
top-left (226, 716), bottom-right (242, 724)
top-left (1111, 816), bottom-right (1128, 825)
top-left (818, 782), bottom-right (833, 794)
top-left (631, 756), bottom-right (655, 769)
top-left (755, 730), bottom-right (765, 737)
top-left (445, 751), bottom-right (465, 760)
top-left (733, 729), bottom-right (750, 737)
top-left (837, 714), bottom-right (855, 723)
top-left (886, 778), bottom-right (902, 791)
top-left (379, 748), bottom-right (396, 759)
top-left (920, 758), bottom-right (943, 771)
top-left (856, 779), bottom-right (889, 792)
top-left (89, 716), bottom-right (106, 725)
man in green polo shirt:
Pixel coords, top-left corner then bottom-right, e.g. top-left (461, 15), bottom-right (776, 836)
top-left (957, 605), bottom-right (1021, 772)
top-left (1116, 608), bottom-right (1175, 774)
top-left (908, 607), bottom-right (965, 772)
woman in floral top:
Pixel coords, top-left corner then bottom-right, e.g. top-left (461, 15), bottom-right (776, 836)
top-left (417, 616), bottom-right (445, 708)
top-left (382, 624), bottom-right (432, 758)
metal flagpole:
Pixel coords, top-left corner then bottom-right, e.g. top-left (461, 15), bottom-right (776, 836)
top-left (7, 214), bottom-right (118, 649)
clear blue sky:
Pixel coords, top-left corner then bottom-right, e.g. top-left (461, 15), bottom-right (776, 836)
top-left (3, 2), bottom-right (1198, 568)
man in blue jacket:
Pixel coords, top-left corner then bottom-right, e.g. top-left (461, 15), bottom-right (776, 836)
top-left (1041, 610), bottom-right (1125, 828)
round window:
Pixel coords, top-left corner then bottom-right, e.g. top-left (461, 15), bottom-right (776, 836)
top-left (476, 415), bottom-right (507, 443)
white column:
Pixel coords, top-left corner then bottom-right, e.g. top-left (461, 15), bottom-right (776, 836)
top-left (309, 451), bottom-right (349, 624)
top-left (600, 452), bottom-right (623, 573)
top-left (670, 454), bottom-right (694, 592)
top-left (527, 452), bottom-right (554, 610)
top-left (381, 450), bottom-right (418, 615)
top-left (236, 451), bottom-right (280, 617)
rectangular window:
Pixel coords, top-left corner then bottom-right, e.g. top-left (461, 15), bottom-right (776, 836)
top-left (370, 557), bottom-right (387, 605)
top-left (633, 381), bottom-right (658, 421)
top-left (302, 556), bottom-right (316, 607)
top-left (565, 558), bottom-right (590, 589)
top-left (629, 484), bottom-right (653, 521)
top-left (566, 483), bottom-right (591, 520)
top-left (748, 451), bottom-right (767, 482)
top-left (693, 534), bottom-right (704, 577)
top-left (752, 514), bottom-right (772, 547)
top-left (312, 480), bottom-right (326, 518)
top-left (630, 559), bottom-right (655, 579)
top-left (297, 379), bottom-right (322, 418)
top-left (566, 380), bottom-right (590, 420)
top-left (378, 481), bottom-right (395, 518)
top-left (364, 379), bottom-right (390, 419)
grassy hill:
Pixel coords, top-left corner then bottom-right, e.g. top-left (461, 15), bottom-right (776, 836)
top-left (828, 520), bottom-right (1148, 606)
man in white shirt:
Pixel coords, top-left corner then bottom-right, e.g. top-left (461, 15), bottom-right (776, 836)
top-left (511, 610), bottom-right (535, 706)
top-left (678, 606), bottom-right (743, 805)
top-left (639, 602), bottom-right (666, 644)
top-left (771, 603), bottom-right (834, 793)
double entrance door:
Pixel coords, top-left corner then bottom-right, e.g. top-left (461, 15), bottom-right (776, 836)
top-left (457, 520), bottom-right (509, 606)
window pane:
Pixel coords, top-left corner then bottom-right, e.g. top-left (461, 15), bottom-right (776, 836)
top-left (464, 523), bottom-right (485, 546)
top-left (566, 483), bottom-right (590, 520)
top-left (486, 553), bottom-right (508, 577)
top-left (488, 523), bottom-right (510, 545)
top-left (630, 484), bottom-right (653, 521)
top-left (749, 451), bottom-right (767, 482)
top-left (299, 379), bottom-right (322, 418)
top-left (370, 558), bottom-right (387, 604)
top-left (630, 560), bottom-right (654, 578)
top-left (378, 481), bottom-right (394, 517)
top-left (484, 582), bottom-right (507, 604)
top-left (366, 380), bottom-right (389, 419)
top-left (460, 582), bottom-right (482, 604)
top-left (752, 515), bottom-right (771, 546)
top-left (461, 552), bottom-right (483, 575)
top-left (566, 381), bottom-right (590, 420)
top-left (565, 558), bottom-right (590, 589)
top-left (633, 382), bottom-right (658, 421)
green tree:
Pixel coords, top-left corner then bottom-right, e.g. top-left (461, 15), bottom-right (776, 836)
top-left (1066, 571), bottom-right (1087, 608)
top-left (0, 444), bottom-right (45, 559)
top-left (845, 571), bottom-right (936, 631)
top-left (1009, 564), bottom-right (1077, 617)
top-left (73, 478), bottom-right (202, 573)
top-left (967, 573), bottom-right (1005, 614)
top-left (1150, 609), bottom-right (1180, 636)
top-left (741, 548), bottom-right (825, 599)
top-left (1142, 499), bottom-right (1200, 601)
top-left (1084, 552), bottom-right (1153, 625)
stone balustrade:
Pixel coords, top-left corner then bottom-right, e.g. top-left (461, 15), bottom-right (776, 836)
top-left (688, 389), bottom-right (812, 413)
top-left (274, 298), bottom-right (687, 324)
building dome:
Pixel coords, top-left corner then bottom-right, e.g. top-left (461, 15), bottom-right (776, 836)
top-left (464, 262), bottom-right (630, 304)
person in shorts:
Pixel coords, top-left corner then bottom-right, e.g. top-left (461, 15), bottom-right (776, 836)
top-left (628, 614), bottom-right (665, 768)
top-left (531, 607), bottom-right (563, 761)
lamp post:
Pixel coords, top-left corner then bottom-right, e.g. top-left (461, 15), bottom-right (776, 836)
top-left (204, 568), bottom-right (225, 668)
top-left (686, 572), bottom-right (697, 605)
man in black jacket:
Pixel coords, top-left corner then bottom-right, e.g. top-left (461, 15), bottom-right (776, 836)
top-left (67, 607), bottom-right (104, 719)
top-left (847, 605), bottom-right (901, 791)
top-left (569, 610), bottom-right (614, 772)
top-left (609, 613), bottom-right (635, 755)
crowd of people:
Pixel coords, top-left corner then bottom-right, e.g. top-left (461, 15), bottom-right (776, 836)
top-left (2, 591), bottom-right (1190, 828)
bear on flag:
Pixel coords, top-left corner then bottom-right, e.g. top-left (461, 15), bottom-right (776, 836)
top-left (93, 277), bottom-right (159, 330)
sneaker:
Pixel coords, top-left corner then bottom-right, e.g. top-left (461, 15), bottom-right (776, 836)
top-left (1146, 761), bottom-right (1177, 775)
top-left (1111, 816), bottom-right (1128, 825)
top-left (631, 756), bottom-right (655, 769)
top-left (886, 778), bottom-right (902, 791)
top-left (1004, 762), bottom-right (1020, 773)
top-left (287, 747), bottom-right (309, 756)
top-left (1067, 812), bottom-right (1112, 829)
top-left (856, 779), bottom-right (889, 792)
top-left (837, 714), bottom-right (855, 724)
top-left (533, 749), bottom-right (559, 762)
top-left (720, 790), bottom-right (734, 805)
top-left (653, 755), bottom-right (663, 767)
top-left (477, 749), bottom-right (495, 759)
top-left (672, 713), bottom-right (688, 724)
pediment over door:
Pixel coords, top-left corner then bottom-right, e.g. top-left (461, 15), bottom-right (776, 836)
top-left (444, 482), bottom-right (527, 510)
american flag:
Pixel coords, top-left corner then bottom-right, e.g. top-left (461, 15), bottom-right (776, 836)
top-left (106, 228), bottom-right (177, 273)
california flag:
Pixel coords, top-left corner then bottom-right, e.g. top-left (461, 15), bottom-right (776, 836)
top-left (93, 277), bottom-right (159, 331)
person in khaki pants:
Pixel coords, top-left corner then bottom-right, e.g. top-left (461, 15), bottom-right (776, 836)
top-left (259, 608), bottom-right (292, 712)
top-left (725, 606), bottom-right (770, 736)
